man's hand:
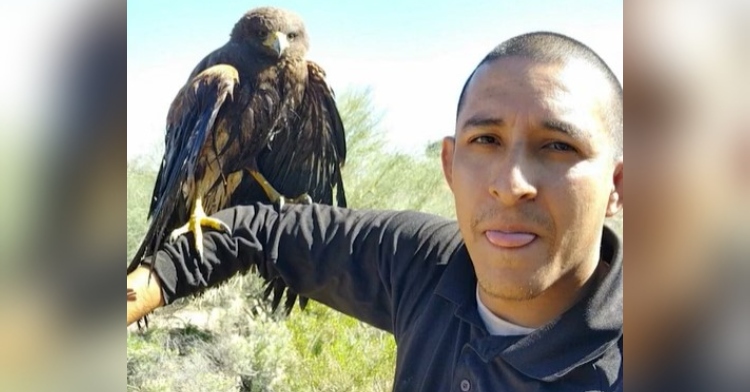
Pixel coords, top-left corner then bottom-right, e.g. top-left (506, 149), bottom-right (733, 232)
top-left (127, 266), bottom-right (165, 326)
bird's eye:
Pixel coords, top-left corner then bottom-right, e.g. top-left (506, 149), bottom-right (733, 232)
top-left (257, 30), bottom-right (269, 39)
top-left (287, 32), bottom-right (298, 40)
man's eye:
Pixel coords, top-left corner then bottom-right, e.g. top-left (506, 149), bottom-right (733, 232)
top-left (471, 135), bottom-right (499, 145)
top-left (546, 141), bottom-right (576, 152)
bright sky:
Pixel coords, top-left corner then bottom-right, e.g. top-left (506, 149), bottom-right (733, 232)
top-left (127, 0), bottom-right (622, 159)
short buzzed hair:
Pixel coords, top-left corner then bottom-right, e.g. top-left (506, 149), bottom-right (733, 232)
top-left (456, 32), bottom-right (623, 157)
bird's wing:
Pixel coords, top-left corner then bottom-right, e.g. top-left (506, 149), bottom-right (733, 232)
top-left (302, 60), bottom-right (347, 207)
top-left (298, 61), bottom-right (346, 207)
top-left (127, 64), bottom-right (239, 273)
top-left (307, 61), bottom-right (347, 168)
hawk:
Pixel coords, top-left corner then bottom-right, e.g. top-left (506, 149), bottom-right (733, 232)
top-left (128, 7), bottom-right (347, 315)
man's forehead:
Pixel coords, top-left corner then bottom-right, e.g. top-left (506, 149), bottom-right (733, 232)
top-left (458, 58), bottom-right (609, 133)
top-left (469, 57), bottom-right (562, 90)
top-left (468, 57), bottom-right (610, 99)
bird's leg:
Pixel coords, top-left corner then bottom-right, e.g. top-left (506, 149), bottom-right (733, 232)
top-left (247, 170), bottom-right (314, 208)
top-left (169, 197), bottom-right (231, 260)
top-left (247, 170), bottom-right (287, 209)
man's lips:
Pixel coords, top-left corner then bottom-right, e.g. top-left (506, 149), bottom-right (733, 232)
top-left (485, 230), bottom-right (537, 248)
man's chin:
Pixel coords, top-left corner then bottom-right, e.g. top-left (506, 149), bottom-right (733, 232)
top-left (477, 279), bottom-right (545, 302)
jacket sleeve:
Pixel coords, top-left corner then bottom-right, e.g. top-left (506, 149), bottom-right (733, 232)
top-left (149, 202), bottom-right (462, 332)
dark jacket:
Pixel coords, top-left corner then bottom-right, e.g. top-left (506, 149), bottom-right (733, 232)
top-left (150, 203), bottom-right (623, 391)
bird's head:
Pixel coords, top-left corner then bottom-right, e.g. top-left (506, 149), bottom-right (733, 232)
top-left (230, 7), bottom-right (309, 60)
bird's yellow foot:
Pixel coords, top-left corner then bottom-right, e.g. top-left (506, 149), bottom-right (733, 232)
top-left (169, 200), bottom-right (231, 259)
top-left (289, 193), bottom-right (313, 205)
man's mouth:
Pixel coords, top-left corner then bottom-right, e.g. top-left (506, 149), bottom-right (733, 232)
top-left (485, 230), bottom-right (537, 248)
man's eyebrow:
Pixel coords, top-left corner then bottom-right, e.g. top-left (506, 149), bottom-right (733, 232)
top-left (461, 116), bottom-right (588, 138)
top-left (460, 116), bottom-right (505, 132)
top-left (542, 119), bottom-right (587, 138)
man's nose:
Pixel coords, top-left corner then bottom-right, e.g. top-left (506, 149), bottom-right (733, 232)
top-left (488, 150), bottom-right (537, 205)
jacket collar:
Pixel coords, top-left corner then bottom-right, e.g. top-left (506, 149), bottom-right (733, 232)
top-left (435, 225), bottom-right (623, 382)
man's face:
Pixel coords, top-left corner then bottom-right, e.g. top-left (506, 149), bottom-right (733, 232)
top-left (442, 57), bottom-right (622, 301)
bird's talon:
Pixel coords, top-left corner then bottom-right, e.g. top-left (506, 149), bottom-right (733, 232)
top-left (169, 224), bottom-right (190, 243)
top-left (219, 221), bottom-right (231, 234)
top-left (296, 194), bottom-right (313, 205)
top-left (167, 208), bottom-right (231, 259)
top-left (200, 216), bottom-right (231, 234)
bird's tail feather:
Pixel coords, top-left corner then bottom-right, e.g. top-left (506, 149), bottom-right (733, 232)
top-left (335, 168), bottom-right (347, 208)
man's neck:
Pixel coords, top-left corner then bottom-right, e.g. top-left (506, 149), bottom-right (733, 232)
top-left (478, 260), bottom-right (608, 328)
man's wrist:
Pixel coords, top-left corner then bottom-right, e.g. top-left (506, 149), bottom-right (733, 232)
top-left (127, 266), bottom-right (165, 326)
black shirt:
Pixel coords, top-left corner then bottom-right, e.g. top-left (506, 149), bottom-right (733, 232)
top-left (150, 203), bottom-right (623, 391)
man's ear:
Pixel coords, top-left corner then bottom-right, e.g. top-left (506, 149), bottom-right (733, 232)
top-left (441, 136), bottom-right (456, 191)
top-left (606, 158), bottom-right (623, 217)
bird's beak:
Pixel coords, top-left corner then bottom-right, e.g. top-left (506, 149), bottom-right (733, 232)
top-left (264, 31), bottom-right (289, 57)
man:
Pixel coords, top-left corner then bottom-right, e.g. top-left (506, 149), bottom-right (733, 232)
top-left (128, 31), bottom-right (623, 391)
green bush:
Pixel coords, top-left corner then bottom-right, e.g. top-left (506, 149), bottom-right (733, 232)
top-left (127, 161), bottom-right (157, 262)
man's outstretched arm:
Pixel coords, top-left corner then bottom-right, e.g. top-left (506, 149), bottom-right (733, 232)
top-left (126, 203), bottom-right (461, 331)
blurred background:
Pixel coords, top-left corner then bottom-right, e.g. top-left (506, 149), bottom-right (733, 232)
top-left (0, 0), bottom-right (125, 390)
top-left (625, 0), bottom-right (749, 390)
